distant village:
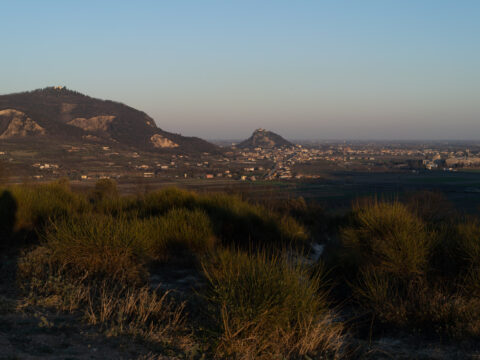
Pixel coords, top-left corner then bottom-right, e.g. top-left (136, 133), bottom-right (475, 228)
top-left (1, 141), bottom-right (480, 183)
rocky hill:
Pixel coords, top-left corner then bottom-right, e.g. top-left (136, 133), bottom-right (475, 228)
top-left (0, 87), bottom-right (218, 153)
top-left (238, 128), bottom-right (294, 149)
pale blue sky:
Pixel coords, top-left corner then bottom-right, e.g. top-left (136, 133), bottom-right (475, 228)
top-left (1, 1), bottom-right (479, 140)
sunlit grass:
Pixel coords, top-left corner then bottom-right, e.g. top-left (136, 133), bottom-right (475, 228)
top-left (202, 249), bottom-right (344, 359)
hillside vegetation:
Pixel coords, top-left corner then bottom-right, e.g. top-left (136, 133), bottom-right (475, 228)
top-left (1, 180), bottom-right (480, 358)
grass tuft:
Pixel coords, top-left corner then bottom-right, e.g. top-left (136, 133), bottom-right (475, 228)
top-left (202, 249), bottom-right (344, 359)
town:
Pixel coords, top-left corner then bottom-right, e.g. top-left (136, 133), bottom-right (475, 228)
top-left (1, 140), bottom-right (480, 184)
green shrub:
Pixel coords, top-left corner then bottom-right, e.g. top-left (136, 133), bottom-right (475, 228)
top-left (338, 200), bottom-right (432, 328)
top-left (352, 268), bottom-right (417, 327)
top-left (90, 178), bottom-right (119, 203)
top-left (338, 199), bottom-right (480, 339)
top-left (11, 180), bottom-right (89, 232)
top-left (454, 219), bottom-right (480, 294)
top-left (197, 193), bottom-right (308, 249)
top-left (43, 207), bottom-right (215, 282)
top-left (44, 214), bottom-right (148, 285)
top-left (202, 249), bottom-right (344, 359)
top-left (95, 195), bottom-right (138, 216)
top-left (142, 208), bottom-right (216, 262)
top-left (140, 187), bottom-right (197, 217)
top-left (138, 188), bottom-right (308, 250)
top-left (341, 199), bottom-right (432, 279)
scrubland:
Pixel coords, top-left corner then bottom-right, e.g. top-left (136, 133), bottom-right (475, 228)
top-left (1, 179), bottom-right (480, 359)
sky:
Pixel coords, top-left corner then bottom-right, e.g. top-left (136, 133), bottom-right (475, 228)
top-left (1, 1), bottom-right (479, 140)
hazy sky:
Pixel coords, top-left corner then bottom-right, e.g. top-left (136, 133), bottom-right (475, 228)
top-left (1, 1), bottom-right (479, 140)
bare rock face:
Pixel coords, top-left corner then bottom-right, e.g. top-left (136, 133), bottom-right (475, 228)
top-left (68, 115), bottom-right (116, 132)
top-left (150, 134), bottom-right (179, 148)
top-left (0, 109), bottom-right (46, 138)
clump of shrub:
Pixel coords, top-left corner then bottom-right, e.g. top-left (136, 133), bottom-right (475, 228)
top-left (10, 180), bottom-right (88, 232)
top-left (341, 199), bottom-right (432, 279)
top-left (202, 249), bottom-right (344, 359)
top-left (454, 219), bottom-right (480, 295)
top-left (144, 208), bottom-right (216, 262)
top-left (336, 198), bottom-right (480, 339)
top-left (139, 188), bottom-right (309, 250)
top-left (43, 208), bottom-right (215, 282)
top-left (90, 178), bottom-right (119, 202)
top-left (339, 200), bottom-right (433, 328)
top-left (44, 214), bottom-right (149, 285)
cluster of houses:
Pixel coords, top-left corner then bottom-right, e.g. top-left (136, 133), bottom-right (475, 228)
top-left (32, 163), bottom-right (59, 170)
top-left (9, 141), bottom-right (480, 183)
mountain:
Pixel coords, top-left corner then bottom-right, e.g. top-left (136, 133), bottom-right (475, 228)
top-left (237, 128), bottom-right (294, 149)
top-left (0, 87), bottom-right (218, 153)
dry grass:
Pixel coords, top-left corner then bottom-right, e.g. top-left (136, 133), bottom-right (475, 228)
top-left (17, 246), bottom-right (193, 350)
top-left (202, 249), bottom-right (345, 359)
top-left (84, 283), bottom-right (188, 344)
top-left (12, 180), bottom-right (316, 357)
top-left (13, 180), bottom-right (480, 355)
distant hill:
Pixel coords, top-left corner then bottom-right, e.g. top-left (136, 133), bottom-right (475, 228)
top-left (238, 128), bottom-right (294, 149)
top-left (0, 87), bottom-right (218, 153)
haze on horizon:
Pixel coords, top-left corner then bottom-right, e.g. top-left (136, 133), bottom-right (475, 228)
top-left (1, 1), bottom-right (479, 141)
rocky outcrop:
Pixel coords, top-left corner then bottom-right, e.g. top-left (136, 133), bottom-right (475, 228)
top-left (68, 115), bottom-right (116, 132)
top-left (0, 109), bottom-right (46, 138)
top-left (150, 134), bottom-right (179, 148)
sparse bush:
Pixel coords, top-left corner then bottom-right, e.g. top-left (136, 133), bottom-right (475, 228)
top-left (17, 246), bottom-right (191, 349)
top-left (202, 249), bottom-right (344, 359)
top-left (85, 282), bottom-right (189, 345)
